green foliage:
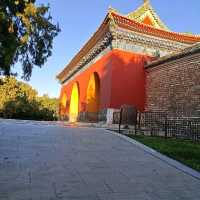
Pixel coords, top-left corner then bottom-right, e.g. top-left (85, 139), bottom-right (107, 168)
top-left (0, 77), bottom-right (58, 121)
top-left (0, 0), bottom-right (60, 80)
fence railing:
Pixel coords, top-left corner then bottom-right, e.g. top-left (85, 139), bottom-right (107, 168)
top-left (113, 112), bottom-right (120, 124)
top-left (166, 118), bottom-right (200, 141)
top-left (138, 112), bottom-right (167, 136)
top-left (112, 110), bottom-right (200, 142)
top-left (138, 112), bottom-right (200, 142)
top-left (78, 112), bottom-right (99, 122)
top-left (78, 111), bottom-right (107, 123)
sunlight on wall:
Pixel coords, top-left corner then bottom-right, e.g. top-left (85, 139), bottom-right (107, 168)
top-left (69, 83), bottom-right (79, 122)
top-left (86, 73), bottom-right (100, 113)
top-left (61, 93), bottom-right (67, 108)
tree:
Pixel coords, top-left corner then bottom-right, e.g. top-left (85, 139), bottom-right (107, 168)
top-left (37, 94), bottom-right (59, 119)
top-left (0, 77), bottom-right (58, 120)
top-left (0, 0), bottom-right (60, 80)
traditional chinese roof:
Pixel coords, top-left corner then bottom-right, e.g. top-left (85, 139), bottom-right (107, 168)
top-left (111, 12), bottom-right (200, 44)
top-left (57, 1), bottom-right (200, 82)
top-left (146, 42), bottom-right (200, 68)
top-left (127, 0), bottom-right (168, 30)
top-left (56, 15), bottom-right (111, 82)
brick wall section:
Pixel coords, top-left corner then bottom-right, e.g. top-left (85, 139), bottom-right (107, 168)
top-left (145, 52), bottom-right (200, 116)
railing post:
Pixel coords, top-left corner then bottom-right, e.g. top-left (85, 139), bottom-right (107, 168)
top-left (135, 112), bottom-right (137, 135)
top-left (164, 115), bottom-right (168, 139)
top-left (119, 109), bottom-right (122, 134)
top-left (189, 120), bottom-right (194, 142)
top-left (138, 112), bottom-right (141, 133)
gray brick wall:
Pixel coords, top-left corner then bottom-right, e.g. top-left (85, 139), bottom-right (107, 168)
top-left (145, 53), bottom-right (200, 116)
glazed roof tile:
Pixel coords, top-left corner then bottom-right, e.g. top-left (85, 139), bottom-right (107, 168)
top-left (111, 12), bottom-right (200, 44)
top-left (146, 42), bottom-right (200, 68)
top-left (57, 3), bottom-right (200, 81)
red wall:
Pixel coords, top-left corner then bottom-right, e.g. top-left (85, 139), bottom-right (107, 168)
top-left (59, 49), bottom-right (152, 115)
top-left (60, 51), bottom-right (113, 114)
top-left (110, 49), bottom-right (151, 111)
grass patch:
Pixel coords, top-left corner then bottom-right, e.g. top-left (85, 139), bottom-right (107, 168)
top-left (126, 135), bottom-right (200, 172)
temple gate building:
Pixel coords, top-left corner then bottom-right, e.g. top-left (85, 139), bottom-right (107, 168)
top-left (57, 0), bottom-right (200, 122)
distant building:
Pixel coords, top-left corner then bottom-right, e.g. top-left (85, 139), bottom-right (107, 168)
top-left (57, 0), bottom-right (200, 122)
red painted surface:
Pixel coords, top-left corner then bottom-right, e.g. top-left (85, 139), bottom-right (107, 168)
top-left (59, 51), bottom-right (113, 115)
top-left (110, 49), bottom-right (152, 111)
top-left (59, 49), bottom-right (152, 115)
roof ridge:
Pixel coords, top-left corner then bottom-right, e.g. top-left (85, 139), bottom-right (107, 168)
top-left (146, 42), bottom-right (200, 68)
top-left (111, 12), bottom-right (200, 40)
top-left (126, 1), bottom-right (168, 30)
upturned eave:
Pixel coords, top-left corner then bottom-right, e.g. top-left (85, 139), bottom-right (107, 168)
top-left (57, 7), bottom-right (200, 83)
top-left (56, 13), bottom-right (112, 82)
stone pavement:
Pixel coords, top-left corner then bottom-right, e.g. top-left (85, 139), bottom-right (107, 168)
top-left (0, 119), bottom-right (200, 200)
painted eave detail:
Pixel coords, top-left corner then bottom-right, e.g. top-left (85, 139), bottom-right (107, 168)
top-left (56, 2), bottom-right (200, 83)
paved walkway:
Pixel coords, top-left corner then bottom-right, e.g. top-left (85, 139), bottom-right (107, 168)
top-left (0, 120), bottom-right (200, 200)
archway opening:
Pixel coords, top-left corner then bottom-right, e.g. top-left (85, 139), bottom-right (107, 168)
top-left (86, 72), bottom-right (100, 114)
top-left (69, 82), bottom-right (79, 122)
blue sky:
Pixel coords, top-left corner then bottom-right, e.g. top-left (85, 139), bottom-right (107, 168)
top-left (17, 0), bottom-right (200, 98)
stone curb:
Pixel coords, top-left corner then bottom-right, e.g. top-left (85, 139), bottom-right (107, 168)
top-left (105, 129), bottom-right (200, 181)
